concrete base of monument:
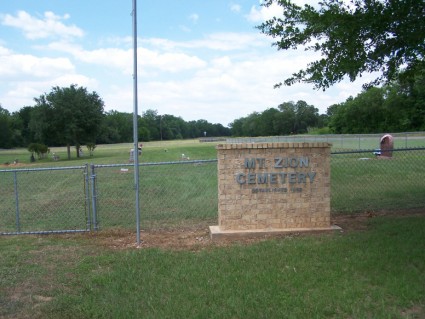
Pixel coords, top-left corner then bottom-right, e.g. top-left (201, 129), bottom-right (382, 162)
top-left (209, 225), bottom-right (342, 241)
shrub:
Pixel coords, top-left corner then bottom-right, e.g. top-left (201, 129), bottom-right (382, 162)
top-left (27, 143), bottom-right (50, 160)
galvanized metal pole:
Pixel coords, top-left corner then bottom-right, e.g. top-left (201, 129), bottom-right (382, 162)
top-left (13, 171), bottom-right (21, 233)
top-left (132, 0), bottom-right (141, 246)
top-left (90, 164), bottom-right (99, 231)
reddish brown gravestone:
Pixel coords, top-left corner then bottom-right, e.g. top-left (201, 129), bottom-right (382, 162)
top-left (379, 134), bottom-right (394, 158)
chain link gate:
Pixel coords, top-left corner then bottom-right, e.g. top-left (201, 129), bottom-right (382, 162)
top-left (89, 160), bottom-right (218, 231)
top-left (0, 165), bottom-right (91, 235)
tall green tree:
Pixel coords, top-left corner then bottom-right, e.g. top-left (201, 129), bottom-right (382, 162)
top-left (33, 85), bottom-right (104, 159)
top-left (142, 109), bottom-right (161, 141)
top-left (230, 100), bottom-right (321, 136)
top-left (99, 110), bottom-right (133, 143)
top-left (256, 108), bottom-right (281, 136)
top-left (397, 66), bottom-right (425, 130)
top-left (278, 100), bottom-right (320, 134)
top-left (0, 105), bottom-right (13, 149)
top-left (11, 106), bottom-right (35, 147)
top-left (258, 0), bottom-right (425, 90)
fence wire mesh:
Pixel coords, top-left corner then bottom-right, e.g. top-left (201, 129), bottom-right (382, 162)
top-left (0, 166), bottom-right (90, 234)
top-left (1, 149), bottom-right (424, 235)
top-left (228, 132), bottom-right (425, 150)
top-left (331, 148), bottom-right (425, 213)
top-left (92, 160), bottom-right (218, 230)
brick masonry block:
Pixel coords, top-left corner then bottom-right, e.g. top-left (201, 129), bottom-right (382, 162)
top-left (216, 143), bottom-right (331, 231)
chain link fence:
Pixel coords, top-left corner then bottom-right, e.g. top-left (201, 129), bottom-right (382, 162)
top-left (1, 149), bottom-right (424, 235)
top-left (331, 148), bottom-right (425, 213)
top-left (91, 160), bottom-right (218, 231)
top-left (228, 132), bottom-right (425, 150)
top-left (0, 165), bottom-right (90, 235)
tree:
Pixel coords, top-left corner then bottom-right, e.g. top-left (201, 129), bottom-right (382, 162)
top-left (258, 0), bottom-right (425, 90)
top-left (33, 85), bottom-right (104, 159)
top-left (278, 100), bottom-right (320, 134)
top-left (99, 110), bottom-right (134, 143)
top-left (27, 143), bottom-right (49, 160)
top-left (29, 100), bottom-right (56, 146)
top-left (256, 108), bottom-right (281, 136)
top-left (0, 105), bottom-right (13, 149)
top-left (327, 66), bottom-right (425, 133)
top-left (86, 143), bottom-right (96, 156)
top-left (142, 109), bottom-right (161, 141)
top-left (11, 106), bottom-right (35, 147)
top-left (396, 66), bottom-right (425, 130)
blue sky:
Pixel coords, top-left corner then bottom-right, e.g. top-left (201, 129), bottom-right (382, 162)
top-left (0, 0), bottom-right (372, 126)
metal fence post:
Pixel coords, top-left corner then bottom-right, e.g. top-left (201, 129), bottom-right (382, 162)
top-left (90, 164), bottom-right (99, 231)
top-left (13, 171), bottom-right (21, 233)
top-left (84, 164), bottom-right (91, 231)
top-left (405, 133), bottom-right (408, 148)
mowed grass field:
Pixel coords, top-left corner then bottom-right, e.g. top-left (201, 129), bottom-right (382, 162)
top-left (1, 133), bottom-right (424, 166)
top-left (1, 216), bottom-right (424, 318)
top-left (0, 140), bottom-right (218, 167)
top-left (1, 138), bottom-right (425, 318)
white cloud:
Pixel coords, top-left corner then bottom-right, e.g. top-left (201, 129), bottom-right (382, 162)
top-left (143, 33), bottom-right (269, 52)
top-left (83, 48), bottom-right (132, 72)
top-left (230, 4), bottom-right (242, 13)
top-left (1, 11), bottom-right (84, 40)
top-left (0, 47), bottom-right (75, 79)
top-left (140, 50), bottom-right (207, 73)
top-left (1, 74), bottom-right (97, 110)
top-left (246, 2), bottom-right (282, 22)
top-left (188, 13), bottom-right (199, 24)
top-left (44, 41), bottom-right (207, 75)
top-left (0, 4), bottom-right (369, 126)
top-left (128, 49), bottom-right (309, 124)
top-left (246, 0), bottom-right (322, 24)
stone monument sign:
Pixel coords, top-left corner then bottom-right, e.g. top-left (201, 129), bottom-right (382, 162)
top-left (210, 142), bottom-right (338, 239)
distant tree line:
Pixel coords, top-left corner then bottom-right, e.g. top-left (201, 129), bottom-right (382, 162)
top-left (328, 69), bottom-right (425, 133)
top-left (230, 100), bottom-right (327, 136)
top-left (100, 109), bottom-right (231, 144)
top-left (0, 70), bottom-right (424, 151)
top-left (230, 69), bottom-right (425, 137)
top-left (0, 85), bottom-right (231, 151)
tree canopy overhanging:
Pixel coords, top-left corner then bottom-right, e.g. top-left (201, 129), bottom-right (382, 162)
top-left (257, 0), bottom-right (425, 90)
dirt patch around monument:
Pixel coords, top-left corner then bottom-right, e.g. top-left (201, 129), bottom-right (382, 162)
top-left (82, 208), bottom-right (425, 251)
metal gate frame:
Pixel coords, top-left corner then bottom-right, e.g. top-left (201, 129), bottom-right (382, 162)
top-left (0, 165), bottom-right (91, 235)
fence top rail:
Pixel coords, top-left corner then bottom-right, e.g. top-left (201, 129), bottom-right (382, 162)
top-left (331, 147), bottom-right (425, 155)
top-left (227, 132), bottom-right (425, 140)
top-left (0, 165), bottom-right (87, 173)
top-left (1, 229), bottom-right (89, 236)
top-left (93, 159), bottom-right (218, 169)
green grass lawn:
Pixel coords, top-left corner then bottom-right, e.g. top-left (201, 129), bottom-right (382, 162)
top-left (1, 216), bottom-right (424, 318)
top-left (1, 139), bottom-right (424, 318)
top-left (331, 150), bottom-right (425, 212)
top-left (0, 140), bottom-right (218, 167)
top-left (1, 135), bottom-right (424, 166)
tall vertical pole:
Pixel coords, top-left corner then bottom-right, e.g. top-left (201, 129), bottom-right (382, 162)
top-left (132, 0), bottom-right (141, 246)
